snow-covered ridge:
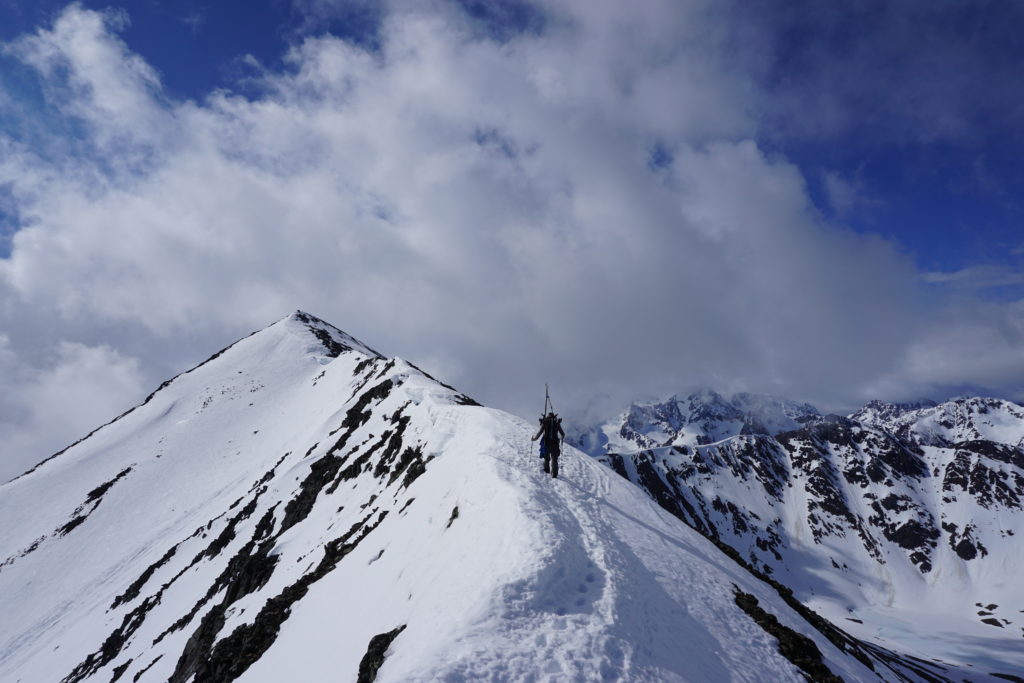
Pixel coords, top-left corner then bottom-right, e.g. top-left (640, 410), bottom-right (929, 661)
top-left (0, 315), bottom-right (970, 682)
top-left (852, 396), bottom-right (1024, 448)
top-left (591, 392), bottom-right (1024, 676)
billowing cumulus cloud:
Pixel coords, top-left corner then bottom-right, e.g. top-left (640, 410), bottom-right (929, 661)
top-left (0, 1), bottom-right (1022, 481)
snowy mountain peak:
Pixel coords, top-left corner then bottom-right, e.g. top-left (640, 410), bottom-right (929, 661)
top-left (6, 312), bottom-right (393, 487)
top-left (0, 318), bottom-right (978, 682)
top-left (573, 390), bottom-right (822, 456)
top-left (283, 310), bottom-right (384, 359)
top-left (852, 395), bottom-right (1024, 449)
top-left (848, 398), bottom-right (939, 425)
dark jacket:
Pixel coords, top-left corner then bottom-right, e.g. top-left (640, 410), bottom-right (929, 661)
top-left (532, 414), bottom-right (565, 450)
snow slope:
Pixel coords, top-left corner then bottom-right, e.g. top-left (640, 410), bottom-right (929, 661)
top-left (0, 313), bottom-right (965, 682)
top-left (587, 394), bottom-right (1024, 678)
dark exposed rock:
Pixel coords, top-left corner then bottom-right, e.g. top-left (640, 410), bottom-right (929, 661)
top-left (170, 512), bottom-right (387, 683)
top-left (942, 448), bottom-right (1024, 510)
top-left (109, 659), bottom-right (132, 682)
top-left (942, 521), bottom-right (989, 561)
top-left (991, 674), bottom-right (1024, 683)
top-left (389, 445), bottom-right (426, 487)
top-left (732, 588), bottom-right (842, 683)
top-left (955, 440), bottom-right (1024, 467)
top-left (357, 625), bottom-right (407, 683)
top-left (202, 493), bottom-right (263, 561)
top-left (112, 544), bottom-right (178, 609)
top-left (281, 380), bottom-right (394, 533)
top-left (86, 467), bottom-right (134, 504)
top-left (0, 535), bottom-right (47, 572)
top-left (353, 357), bottom-right (376, 376)
top-left (342, 380), bottom-right (395, 438)
top-left (63, 596), bottom-right (161, 683)
top-left (57, 514), bottom-right (89, 537)
top-left (400, 454), bottom-right (428, 489)
top-left (280, 454), bottom-right (347, 534)
top-left (56, 466), bottom-right (135, 537)
top-left (132, 655), bottom-right (162, 682)
top-left (152, 507), bottom-right (280, 648)
top-left (888, 520), bottom-right (939, 553)
top-left (292, 310), bottom-right (382, 358)
top-left (630, 452), bottom-right (710, 537)
top-left (300, 321), bottom-right (349, 357)
top-left (373, 412), bottom-right (412, 480)
top-left (601, 453), bottom-right (629, 480)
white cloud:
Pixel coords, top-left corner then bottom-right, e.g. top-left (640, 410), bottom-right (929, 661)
top-left (0, 2), bottom-right (1021, 471)
top-left (822, 169), bottom-right (883, 218)
top-left (923, 265), bottom-right (1024, 290)
top-left (5, 3), bottom-right (170, 156)
top-left (0, 336), bottom-right (145, 482)
top-left (863, 300), bottom-right (1024, 403)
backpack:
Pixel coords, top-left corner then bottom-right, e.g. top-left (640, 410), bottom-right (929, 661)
top-left (542, 414), bottom-right (561, 447)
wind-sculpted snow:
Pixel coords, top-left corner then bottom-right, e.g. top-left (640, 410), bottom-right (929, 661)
top-left (592, 392), bottom-right (1024, 677)
top-left (1, 312), bottom-right (959, 682)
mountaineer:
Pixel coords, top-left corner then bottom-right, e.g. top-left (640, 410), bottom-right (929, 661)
top-left (532, 410), bottom-right (565, 478)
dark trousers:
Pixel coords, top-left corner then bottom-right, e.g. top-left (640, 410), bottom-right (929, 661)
top-left (543, 446), bottom-right (559, 478)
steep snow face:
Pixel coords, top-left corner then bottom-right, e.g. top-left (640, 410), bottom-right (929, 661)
top-left (0, 313), bottom-right (948, 682)
top-left (597, 397), bottom-right (1024, 677)
top-left (571, 390), bottom-right (820, 456)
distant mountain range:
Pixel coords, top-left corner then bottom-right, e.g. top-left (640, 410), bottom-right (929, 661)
top-left (571, 390), bottom-right (1024, 674)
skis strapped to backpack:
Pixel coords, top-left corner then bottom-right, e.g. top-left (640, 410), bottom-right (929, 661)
top-left (541, 384), bottom-right (562, 446)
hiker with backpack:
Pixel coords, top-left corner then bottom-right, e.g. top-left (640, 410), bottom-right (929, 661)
top-left (532, 411), bottom-right (565, 478)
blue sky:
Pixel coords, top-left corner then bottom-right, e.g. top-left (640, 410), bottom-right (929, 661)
top-left (0, 0), bottom-right (1022, 478)
top-left (3, 0), bottom-right (1020, 275)
top-left (2, 0), bottom-right (302, 99)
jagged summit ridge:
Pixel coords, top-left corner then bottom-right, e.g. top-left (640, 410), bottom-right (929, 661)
top-left (848, 398), bottom-right (939, 425)
top-left (851, 395), bottom-right (1024, 448)
top-left (571, 389), bottom-right (821, 456)
top-left (285, 310), bottom-right (384, 360)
